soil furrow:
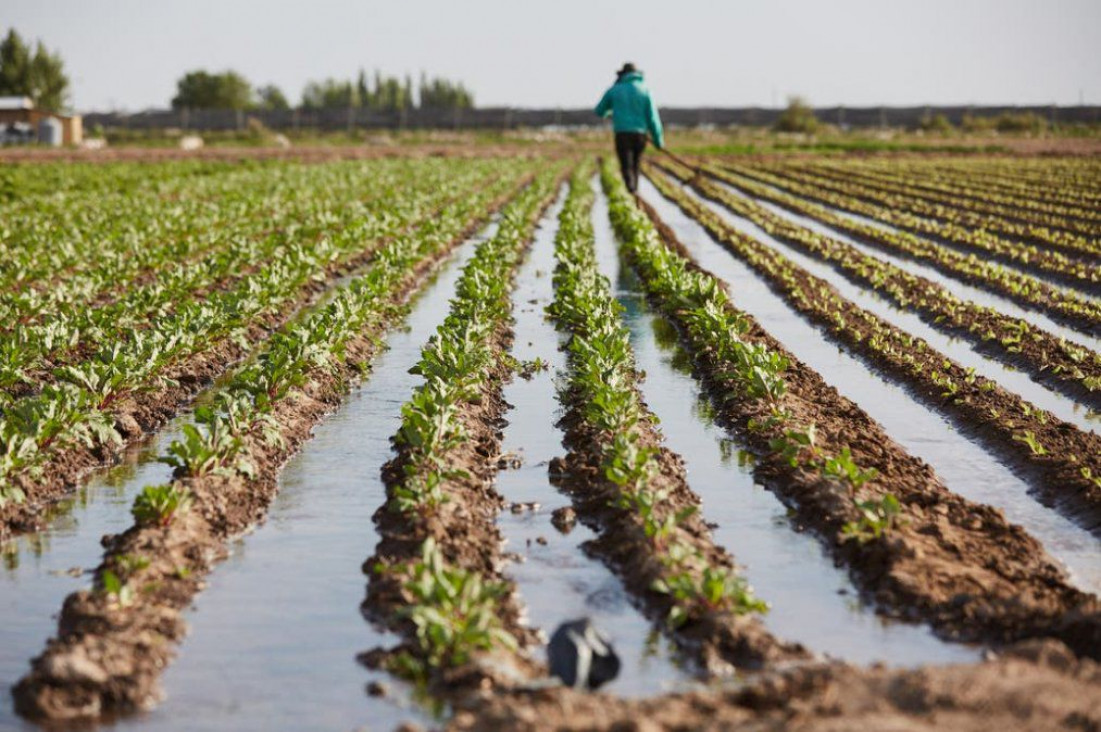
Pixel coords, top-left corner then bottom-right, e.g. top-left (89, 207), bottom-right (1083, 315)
top-left (721, 161), bottom-right (1097, 291)
top-left (0, 173), bottom-right (531, 543)
top-left (360, 171), bottom-right (567, 693)
top-left (645, 166), bottom-right (1101, 535)
top-left (445, 639), bottom-right (1101, 732)
top-left (698, 162), bottom-right (1101, 341)
top-left (651, 158), bottom-right (1101, 411)
top-left (9, 174), bottom-right (533, 723)
top-left (547, 167), bottom-right (809, 673)
top-left (600, 163), bottom-right (1100, 658)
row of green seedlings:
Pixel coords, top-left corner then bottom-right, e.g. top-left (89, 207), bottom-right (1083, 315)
top-left (0, 158), bottom-right (269, 205)
top-left (806, 157), bottom-right (1101, 224)
top-left (95, 168), bottom-right (535, 609)
top-left (788, 159), bottom-right (1101, 240)
top-left (602, 161), bottom-right (897, 543)
top-left (727, 161), bottom-right (1097, 285)
top-left (652, 158), bottom-right (1101, 405)
top-left (700, 162), bottom-right (1101, 334)
top-left (548, 165), bottom-right (770, 630)
top-left (2, 159), bottom-right (493, 332)
top-left (372, 171), bottom-right (560, 680)
top-left (0, 165), bottom-right (525, 511)
top-left (1, 160), bottom-right (501, 396)
top-left (1, 160), bottom-right (293, 300)
top-left (911, 158), bottom-right (1101, 208)
top-left (646, 167), bottom-right (1101, 510)
top-left (751, 160), bottom-right (1100, 256)
top-left (0, 163), bottom-right (498, 407)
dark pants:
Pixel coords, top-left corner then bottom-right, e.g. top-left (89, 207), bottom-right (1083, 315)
top-left (615, 132), bottom-right (648, 194)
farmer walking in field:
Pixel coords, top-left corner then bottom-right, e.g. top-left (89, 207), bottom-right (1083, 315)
top-left (595, 63), bottom-right (664, 194)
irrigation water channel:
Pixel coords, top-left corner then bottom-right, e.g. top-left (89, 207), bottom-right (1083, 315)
top-left (491, 191), bottom-right (691, 695)
top-left (720, 169), bottom-right (1101, 303)
top-left (0, 218), bottom-right (495, 731)
top-left (0, 417), bottom-right (189, 731)
top-left (741, 187), bottom-right (1101, 356)
top-left (592, 185), bottom-right (979, 667)
top-left (678, 180), bottom-right (1099, 435)
top-left (711, 175), bottom-right (1101, 350)
top-left (639, 177), bottom-right (1101, 595)
top-left (106, 218), bottom-right (517, 732)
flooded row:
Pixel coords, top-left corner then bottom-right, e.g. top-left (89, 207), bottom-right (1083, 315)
top-left (592, 188), bottom-right (981, 666)
top-left (639, 177), bottom-right (1101, 595)
top-left (686, 183), bottom-right (1097, 434)
top-left (715, 176), bottom-right (1101, 350)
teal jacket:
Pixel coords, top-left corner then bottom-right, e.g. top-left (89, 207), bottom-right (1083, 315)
top-left (595, 71), bottom-right (664, 148)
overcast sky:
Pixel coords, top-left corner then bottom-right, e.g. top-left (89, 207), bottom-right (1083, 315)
top-left (5, 0), bottom-right (1100, 112)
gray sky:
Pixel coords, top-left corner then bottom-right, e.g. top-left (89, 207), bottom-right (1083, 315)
top-left (6, 0), bottom-right (1100, 112)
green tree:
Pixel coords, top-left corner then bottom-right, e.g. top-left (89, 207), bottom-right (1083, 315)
top-left (418, 74), bottom-right (473, 110)
top-left (300, 78), bottom-right (355, 110)
top-left (255, 84), bottom-right (289, 111)
top-left (356, 69), bottom-right (369, 107)
top-left (919, 112), bottom-right (954, 134)
top-left (773, 96), bottom-right (819, 133)
top-left (171, 70), bottom-right (252, 110)
top-left (0, 28), bottom-right (70, 111)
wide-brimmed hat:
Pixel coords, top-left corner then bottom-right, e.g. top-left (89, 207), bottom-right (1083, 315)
top-left (616, 62), bottom-right (638, 77)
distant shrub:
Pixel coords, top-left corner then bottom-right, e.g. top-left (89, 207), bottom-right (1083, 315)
top-left (962, 111), bottom-right (1048, 135)
top-left (774, 96), bottom-right (820, 134)
top-left (994, 112), bottom-right (1048, 134)
top-left (919, 113), bottom-right (954, 134)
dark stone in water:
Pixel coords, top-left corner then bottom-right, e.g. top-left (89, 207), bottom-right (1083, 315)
top-left (548, 618), bottom-right (620, 690)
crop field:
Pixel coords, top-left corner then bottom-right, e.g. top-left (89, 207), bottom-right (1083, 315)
top-left (0, 150), bottom-right (1099, 731)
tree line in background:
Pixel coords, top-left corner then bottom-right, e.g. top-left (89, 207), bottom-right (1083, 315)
top-left (172, 69), bottom-right (474, 112)
top-left (0, 28), bottom-right (70, 112)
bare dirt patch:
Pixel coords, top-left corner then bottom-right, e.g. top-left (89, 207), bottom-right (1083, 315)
top-left (446, 639), bottom-right (1100, 731)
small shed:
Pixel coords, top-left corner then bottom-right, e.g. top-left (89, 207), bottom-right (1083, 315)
top-left (0, 96), bottom-right (83, 145)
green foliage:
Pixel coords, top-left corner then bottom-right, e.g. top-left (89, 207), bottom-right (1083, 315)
top-left (300, 69), bottom-right (472, 110)
top-left (552, 163), bottom-right (771, 633)
top-left (841, 494), bottom-right (902, 544)
top-left (0, 28), bottom-right (69, 111)
top-left (300, 78), bottom-right (358, 110)
top-left (820, 447), bottom-right (878, 491)
top-left (1012, 430), bottom-right (1048, 456)
top-left (131, 484), bottom-right (192, 527)
top-left (172, 69), bottom-right (253, 110)
top-left (99, 569), bottom-right (134, 607)
top-left (774, 96), bottom-right (819, 134)
top-left (653, 565), bottom-right (768, 626)
top-left (254, 84), bottom-right (289, 111)
top-left (768, 424), bottom-right (817, 467)
top-left (393, 538), bottom-right (518, 676)
top-left (919, 112), bottom-right (954, 134)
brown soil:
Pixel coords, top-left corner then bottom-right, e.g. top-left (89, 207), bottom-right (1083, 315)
top-left (0, 176), bottom-right (530, 544)
top-left (446, 639), bottom-right (1101, 732)
top-left (628, 196), bottom-right (1101, 658)
top-left (360, 178), bottom-right (566, 691)
top-left (9, 185), bottom-right (525, 722)
top-left (551, 374), bottom-right (808, 672)
top-left (649, 159), bottom-right (1101, 411)
top-left (645, 170), bottom-right (1101, 533)
top-left (361, 326), bottom-right (543, 686)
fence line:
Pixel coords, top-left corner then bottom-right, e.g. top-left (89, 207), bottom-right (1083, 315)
top-left (83, 105), bottom-right (1101, 132)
